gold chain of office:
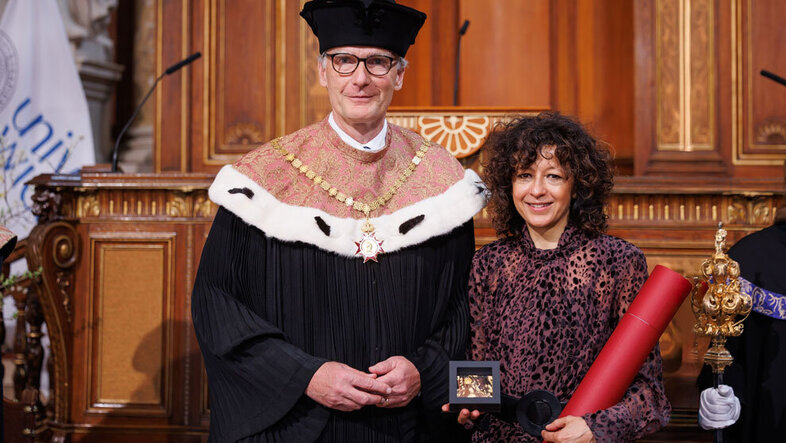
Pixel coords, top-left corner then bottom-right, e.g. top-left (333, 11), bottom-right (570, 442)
top-left (271, 137), bottom-right (430, 220)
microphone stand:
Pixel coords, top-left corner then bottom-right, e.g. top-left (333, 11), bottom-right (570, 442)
top-left (111, 52), bottom-right (202, 172)
top-left (453, 20), bottom-right (470, 106)
top-left (111, 72), bottom-right (164, 172)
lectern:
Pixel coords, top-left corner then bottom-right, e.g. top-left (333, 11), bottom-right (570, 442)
top-left (26, 171), bottom-right (214, 442)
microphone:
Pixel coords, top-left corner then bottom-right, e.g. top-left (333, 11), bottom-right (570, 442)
top-left (453, 20), bottom-right (470, 106)
top-left (166, 52), bottom-right (202, 75)
top-left (111, 52), bottom-right (202, 172)
top-left (459, 19), bottom-right (470, 36)
top-left (761, 70), bottom-right (786, 87)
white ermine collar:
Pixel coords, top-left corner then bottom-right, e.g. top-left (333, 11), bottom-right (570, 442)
top-left (209, 165), bottom-right (488, 258)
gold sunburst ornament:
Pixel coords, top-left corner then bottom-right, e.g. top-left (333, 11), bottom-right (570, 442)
top-left (272, 138), bottom-right (430, 262)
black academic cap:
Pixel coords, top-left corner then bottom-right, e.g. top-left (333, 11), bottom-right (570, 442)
top-left (300, 0), bottom-right (427, 57)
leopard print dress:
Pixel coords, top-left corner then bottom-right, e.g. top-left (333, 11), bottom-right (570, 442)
top-left (468, 224), bottom-right (670, 442)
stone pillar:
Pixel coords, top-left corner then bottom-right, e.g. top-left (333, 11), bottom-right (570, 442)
top-left (119, 0), bottom-right (155, 173)
top-left (78, 59), bottom-right (123, 163)
top-left (58, 0), bottom-right (124, 163)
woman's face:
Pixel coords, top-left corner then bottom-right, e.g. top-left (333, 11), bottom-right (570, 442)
top-left (511, 146), bottom-right (574, 241)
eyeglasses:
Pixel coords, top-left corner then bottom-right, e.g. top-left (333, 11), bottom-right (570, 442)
top-left (325, 53), bottom-right (398, 76)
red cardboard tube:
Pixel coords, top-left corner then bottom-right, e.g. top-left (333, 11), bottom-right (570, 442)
top-left (559, 265), bottom-right (692, 418)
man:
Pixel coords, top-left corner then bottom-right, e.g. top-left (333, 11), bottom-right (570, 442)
top-left (191, 0), bottom-right (487, 441)
top-left (1, 224), bottom-right (17, 438)
top-left (0, 226), bottom-right (15, 264)
top-left (699, 183), bottom-right (786, 442)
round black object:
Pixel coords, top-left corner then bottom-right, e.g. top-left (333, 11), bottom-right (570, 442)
top-left (515, 390), bottom-right (562, 438)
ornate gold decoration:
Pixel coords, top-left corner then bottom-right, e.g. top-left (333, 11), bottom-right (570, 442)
top-left (755, 119), bottom-right (786, 145)
top-left (691, 223), bottom-right (752, 374)
top-left (417, 115), bottom-right (489, 158)
top-left (272, 137), bottom-right (429, 262)
top-left (751, 197), bottom-right (772, 225)
top-left (725, 196), bottom-right (777, 226)
top-left (74, 192), bottom-right (219, 219)
top-left (51, 233), bottom-right (76, 323)
top-left (387, 111), bottom-right (526, 159)
top-left (77, 195), bottom-right (101, 218)
top-left (193, 194), bottom-right (213, 218)
top-left (167, 195), bottom-right (188, 217)
top-left (56, 271), bottom-right (72, 323)
top-left (224, 122), bottom-right (265, 145)
top-left (726, 198), bottom-right (747, 224)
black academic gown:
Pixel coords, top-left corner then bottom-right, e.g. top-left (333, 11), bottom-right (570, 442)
top-left (699, 222), bottom-right (786, 442)
top-left (192, 207), bottom-right (474, 442)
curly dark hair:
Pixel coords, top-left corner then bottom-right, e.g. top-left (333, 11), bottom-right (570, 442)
top-left (483, 112), bottom-right (614, 239)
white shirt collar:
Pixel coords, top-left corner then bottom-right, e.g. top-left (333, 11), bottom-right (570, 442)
top-left (328, 112), bottom-right (388, 153)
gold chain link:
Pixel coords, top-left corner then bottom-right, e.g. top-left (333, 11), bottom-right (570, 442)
top-left (272, 138), bottom-right (430, 217)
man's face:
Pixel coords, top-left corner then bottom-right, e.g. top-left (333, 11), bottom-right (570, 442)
top-left (319, 46), bottom-right (405, 130)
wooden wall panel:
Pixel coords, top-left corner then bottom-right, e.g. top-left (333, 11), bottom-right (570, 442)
top-left (89, 238), bottom-right (172, 416)
top-left (551, 0), bottom-right (636, 174)
top-left (637, 0), bottom-right (786, 177)
top-left (200, 0), bottom-right (279, 169)
top-left (655, 0), bottom-right (714, 152)
top-left (297, 11), bottom-right (331, 129)
top-left (637, 0), bottom-right (726, 176)
top-left (689, 0), bottom-right (713, 148)
top-left (657, 0), bottom-right (681, 146)
top-left (210, 1), bottom-right (276, 159)
top-left (156, 0), bottom-right (189, 172)
top-left (158, 0), bottom-right (335, 173)
top-left (457, 0), bottom-right (551, 108)
top-left (157, 1), bottom-right (640, 172)
top-left (391, 0), bottom-right (459, 107)
top-left (155, 0), bottom-right (784, 176)
top-left (734, 0), bottom-right (786, 164)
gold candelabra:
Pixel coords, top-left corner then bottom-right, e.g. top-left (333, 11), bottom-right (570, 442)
top-left (691, 222), bottom-right (752, 374)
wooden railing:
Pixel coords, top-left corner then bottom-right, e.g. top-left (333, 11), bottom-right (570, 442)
top-left (2, 239), bottom-right (51, 441)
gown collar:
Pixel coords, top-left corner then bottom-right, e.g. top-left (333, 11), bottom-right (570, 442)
top-left (328, 112), bottom-right (388, 152)
top-left (322, 119), bottom-right (391, 164)
top-left (517, 223), bottom-right (587, 261)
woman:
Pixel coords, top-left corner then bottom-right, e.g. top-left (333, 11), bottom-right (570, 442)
top-left (454, 113), bottom-right (670, 442)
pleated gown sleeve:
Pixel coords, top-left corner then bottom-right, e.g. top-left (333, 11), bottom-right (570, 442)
top-left (192, 207), bottom-right (329, 442)
top-left (404, 220), bottom-right (474, 410)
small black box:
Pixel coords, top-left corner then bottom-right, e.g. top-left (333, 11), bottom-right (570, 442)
top-left (448, 360), bottom-right (501, 412)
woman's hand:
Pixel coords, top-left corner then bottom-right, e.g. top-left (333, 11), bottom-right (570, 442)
top-left (440, 404), bottom-right (482, 425)
top-left (541, 415), bottom-right (595, 443)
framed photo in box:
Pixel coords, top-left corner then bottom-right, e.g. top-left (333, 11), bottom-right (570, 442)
top-left (448, 360), bottom-right (501, 412)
